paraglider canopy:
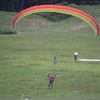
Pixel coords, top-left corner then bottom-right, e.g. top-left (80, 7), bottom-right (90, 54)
top-left (12, 4), bottom-right (100, 36)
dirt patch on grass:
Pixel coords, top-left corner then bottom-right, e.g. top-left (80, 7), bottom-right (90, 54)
top-left (16, 18), bottom-right (56, 31)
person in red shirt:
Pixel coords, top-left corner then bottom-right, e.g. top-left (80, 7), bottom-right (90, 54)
top-left (46, 74), bottom-right (58, 90)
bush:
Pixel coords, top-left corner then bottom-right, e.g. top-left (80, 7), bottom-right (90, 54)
top-left (38, 12), bottom-right (70, 22)
top-left (37, 2), bottom-right (71, 22)
top-left (0, 29), bottom-right (17, 35)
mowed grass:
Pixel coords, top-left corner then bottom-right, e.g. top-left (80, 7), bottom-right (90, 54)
top-left (0, 5), bottom-right (100, 100)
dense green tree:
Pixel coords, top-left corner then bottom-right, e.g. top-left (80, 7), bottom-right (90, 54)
top-left (0, 0), bottom-right (20, 11)
top-left (0, 0), bottom-right (100, 12)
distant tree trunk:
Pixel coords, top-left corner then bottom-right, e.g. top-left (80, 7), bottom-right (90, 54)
top-left (21, 0), bottom-right (24, 10)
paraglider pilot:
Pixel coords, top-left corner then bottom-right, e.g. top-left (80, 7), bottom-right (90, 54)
top-left (46, 74), bottom-right (58, 90)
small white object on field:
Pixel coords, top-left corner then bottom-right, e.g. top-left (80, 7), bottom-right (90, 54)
top-left (25, 98), bottom-right (28, 100)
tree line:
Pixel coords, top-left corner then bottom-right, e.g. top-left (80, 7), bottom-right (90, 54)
top-left (0, 0), bottom-right (100, 12)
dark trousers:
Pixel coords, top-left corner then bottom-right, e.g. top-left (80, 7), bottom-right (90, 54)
top-left (48, 82), bottom-right (53, 89)
top-left (74, 55), bottom-right (77, 60)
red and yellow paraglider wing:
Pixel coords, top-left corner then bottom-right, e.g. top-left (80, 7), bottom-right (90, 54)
top-left (12, 5), bottom-right (100, 36)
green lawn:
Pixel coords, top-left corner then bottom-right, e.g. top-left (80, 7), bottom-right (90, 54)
top-left (0, 5), bottom-right (100, 100)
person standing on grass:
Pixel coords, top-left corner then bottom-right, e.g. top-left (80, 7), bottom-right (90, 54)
top-left (53, 56), bottom-right (57, 66)
top-left (74, 50), bottom-right (78, 60)
top-left (46, 74), bottom-right (58, 90)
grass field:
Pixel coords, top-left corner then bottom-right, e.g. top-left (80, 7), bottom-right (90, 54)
top-left (0, 5), bottom-right (100, 100)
